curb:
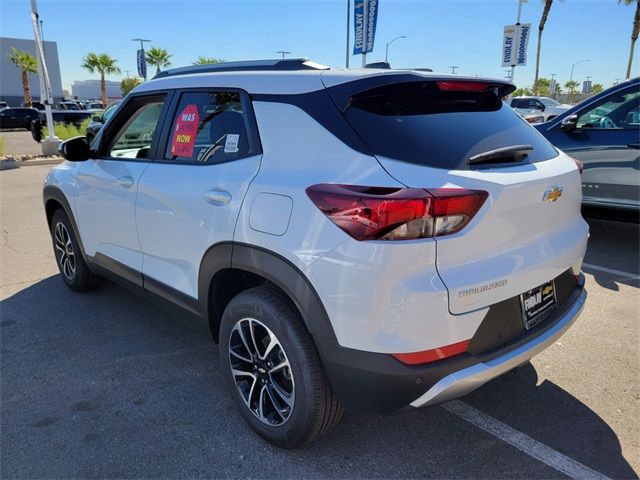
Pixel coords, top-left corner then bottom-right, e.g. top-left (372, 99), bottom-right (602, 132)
top-left (0, 157), bottom-right (63, 170)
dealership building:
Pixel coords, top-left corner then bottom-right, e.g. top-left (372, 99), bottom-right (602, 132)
top-left (71, 79), bottom-right (121, 101)
top-left (0, 36), bottom-right (64, 107)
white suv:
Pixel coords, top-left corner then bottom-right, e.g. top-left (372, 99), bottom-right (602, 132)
top-left (511, 95), bottom-right (570, 121)
top-left (44, 59), bottom-right (588, 448)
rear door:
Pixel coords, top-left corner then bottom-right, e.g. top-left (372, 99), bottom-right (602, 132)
top-left (544, 85), bottom-right (640, 210)
top-left (329, 76), bottom-right (588, 314)
top-left (75, 93), bottom-right (169, 279)
top-left (136, 88), bottom-right (262, 299)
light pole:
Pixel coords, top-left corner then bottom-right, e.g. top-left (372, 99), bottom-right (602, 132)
top-left (132, 38), bottom-right (151, 80)
top-left (276, 50), bottom-right (291, 59)
top-left (550, 73), bottom-right (558, 98)
top-left (569, 59), bottom-right (589, 83)
top-left (384, 35), bottom-right (406, 63)
top-left (449, 66), bottom-right (459, 74)
top-left (345, 0), bottom-right (350, 68)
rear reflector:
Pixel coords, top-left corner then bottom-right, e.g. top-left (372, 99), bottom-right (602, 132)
top-left (306, 184), bottom-right (488, 241)
top-left (391, 340), bottom-right (470, 365)
top-left (437, 81), bottom-right (490, 92)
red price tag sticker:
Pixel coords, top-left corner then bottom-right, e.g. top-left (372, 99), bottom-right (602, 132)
top-left (170, 104), bottom-right (200, 157)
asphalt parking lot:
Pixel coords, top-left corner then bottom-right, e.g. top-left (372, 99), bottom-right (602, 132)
top-left (1, 165), bottom-right (638, 479)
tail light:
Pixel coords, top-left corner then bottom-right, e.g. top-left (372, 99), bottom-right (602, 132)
top-left (571, 156), bottom-right (584, 174)
top-left (306, 184), bottom-right (488, 241)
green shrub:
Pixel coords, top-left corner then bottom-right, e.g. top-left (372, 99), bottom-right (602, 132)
top-left (42, 117), bottom-right (93, 141)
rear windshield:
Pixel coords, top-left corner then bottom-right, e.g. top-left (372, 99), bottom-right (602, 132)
top-left (343, 82), bottom-right (557, 170)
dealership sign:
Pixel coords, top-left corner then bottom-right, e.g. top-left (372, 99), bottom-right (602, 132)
top-left (502, 23), bottom-right (531, 67)
top-left (137, 49), bottom-right (147, 78)
top-left (353, 0), bottom-right (379, 55)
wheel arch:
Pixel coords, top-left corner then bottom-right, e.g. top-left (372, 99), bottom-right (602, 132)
top-left (200, 243), bottom-right (337, 346)
top-left (43, 185), bottom-right (89, 262)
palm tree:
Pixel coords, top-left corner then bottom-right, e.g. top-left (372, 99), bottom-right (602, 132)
top-left (193, 56), bottom-right (225, 65)
top-left (145, 47), bottom-right (172, 74)
top-left (81, 53), bottom-right (120, 107)
top-left (621, 0), bottom-right (640, 79)
top-left (564, 80), bottom-right (579, 103)
top-left (533, 0), bottom-right (564, 95)
top-left (8, 48), bottom-right (38, 107)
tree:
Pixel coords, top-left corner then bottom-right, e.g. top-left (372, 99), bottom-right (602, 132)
top-left (620, 0), bottom-right (640, 79)
top-left (534, 0), bottom-right (564, 95)
top-left (145, 47), bottom-right (172, 74)
top-left (591, 83), bottom-right (604, 94)
top-left (533, 77), bottom-right (551, 96)
top-left (193, 56), bottom-right (225, 65)
top-left (121, 76), bottom-right (142, 96)
top-left (8, 48), bottom-right (37, 107)
top-left (513, 86), bottom-right (533, 96)
top-left (564, 80), bottom-right (579, 103)
top-left (81, 53), bottom-right (120, 107)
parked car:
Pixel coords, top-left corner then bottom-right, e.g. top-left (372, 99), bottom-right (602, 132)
top-left (44, 60), bottom-right (588, 448)
top-left (85, 101), bottom-right (104, 110)
top-left (0, 107), bottom-right (41, 130)
top-left (85, 101), bottom-right (120, 142)
top-left (31, 109), bottom-right (97, 142)
top-left (535, 77), bottom-right (639, 215)
top-left (511, 96), bottom-right (570, 121)
top-left (55, 101), bottom-right (82, 110)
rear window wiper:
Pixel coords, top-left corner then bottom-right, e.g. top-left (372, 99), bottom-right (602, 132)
top-left (468, 144), bottom-right (533, 165)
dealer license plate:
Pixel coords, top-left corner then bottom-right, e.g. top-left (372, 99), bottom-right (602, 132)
top-left (520, 280), bottom-right (557, 330)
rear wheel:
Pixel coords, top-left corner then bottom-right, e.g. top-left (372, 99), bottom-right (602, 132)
top-left (50, 209), bottom-right (102, 291)
top-left (219, 286), bottom-right (343, 448)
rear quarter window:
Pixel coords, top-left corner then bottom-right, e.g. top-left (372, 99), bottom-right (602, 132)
top-left (343, 82), bottom-right (557, 170)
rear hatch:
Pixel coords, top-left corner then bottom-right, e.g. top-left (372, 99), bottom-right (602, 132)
top-left (325, 74), bottom-right (588, 314)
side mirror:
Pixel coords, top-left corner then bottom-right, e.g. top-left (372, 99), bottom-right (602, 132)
top-left (59, 136), bottom-right (91, 161)
top-left (92, 115), bottom-right (102, 122)
top-left (560, 114), bottom-right (579, 132)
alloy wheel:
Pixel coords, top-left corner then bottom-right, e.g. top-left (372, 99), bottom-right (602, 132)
top-left (228, 318), bottom-right (295, 426)
top-left (54, 222), bottom-right (75, 280)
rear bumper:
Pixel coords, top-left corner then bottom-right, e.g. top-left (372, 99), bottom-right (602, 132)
top-left (317, 278), bottom-right (586, 414)
top-left (410, 287), bottom-right (586, 407)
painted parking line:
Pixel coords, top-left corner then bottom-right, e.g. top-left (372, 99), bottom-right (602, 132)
top-left (442, 400), bottom-right (611, 480)
top-left (582, 263), bottom-right (640, 281)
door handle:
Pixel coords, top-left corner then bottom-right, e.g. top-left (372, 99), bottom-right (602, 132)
top-left (628, 143), bottom-right (640, 149)
top-left (205, 189), bottom-right (232, 206)
top-left (116, 175), bottom-right (134, 188)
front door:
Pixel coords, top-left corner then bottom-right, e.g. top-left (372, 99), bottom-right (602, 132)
top-left (547, 85), bottom-right (640, 210)
top-left (75, 93), bottom-right (169, 279)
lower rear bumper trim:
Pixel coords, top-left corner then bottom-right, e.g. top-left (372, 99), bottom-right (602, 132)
top-left (409, 288), bottom-right (587, 408)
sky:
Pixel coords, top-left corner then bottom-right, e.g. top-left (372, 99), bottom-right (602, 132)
top-left (0, 0), bottom-right (637, 92)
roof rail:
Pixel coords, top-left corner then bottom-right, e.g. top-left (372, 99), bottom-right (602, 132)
top-left (153, 58), bottom-right (330, 79)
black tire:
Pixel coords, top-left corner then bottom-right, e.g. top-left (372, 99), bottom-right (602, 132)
top-left (50, 209), bottom-right (102, 292)
top-left (219, 286), bottom-right (343, 448)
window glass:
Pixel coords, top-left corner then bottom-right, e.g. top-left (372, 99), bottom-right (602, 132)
top-left (344, 82), bottom-right (557, 171)
top-left (540, 97), bottom-right (560, 107)
top-left (164, 91), bottom-right (254, 163)
top-left (108, 101), bottom-right (164, 159)
top-left (577, 87), bottom-right (640, 129)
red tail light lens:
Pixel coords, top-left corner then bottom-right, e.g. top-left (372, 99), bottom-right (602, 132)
top-left (306, 184), bottom-right (488, 241)
top-left (391, 339), bottom-right (470, 365)
top-left (437, 81), bottom-right (490, 92)
top-left (571, 156), bottom-right (584, 174)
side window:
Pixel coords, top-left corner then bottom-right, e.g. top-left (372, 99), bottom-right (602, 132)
top-left (105, 96), bottom-right (166, 159)
top-left (577, 87), bottom-right (640, 130)
top-left (164, 91), bottom-right (258, 164)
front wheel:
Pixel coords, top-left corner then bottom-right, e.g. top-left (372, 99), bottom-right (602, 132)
top-left (50, 209), bottom-right (102, 291)
top-left (219, 286), bottom-right (343, 448)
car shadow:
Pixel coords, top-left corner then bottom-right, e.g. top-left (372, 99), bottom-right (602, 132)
top-left (0, 276), bottom-right (636, 479)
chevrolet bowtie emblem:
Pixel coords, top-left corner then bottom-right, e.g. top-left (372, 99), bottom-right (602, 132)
top-left (542, 185), bottom-right (563, 202)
